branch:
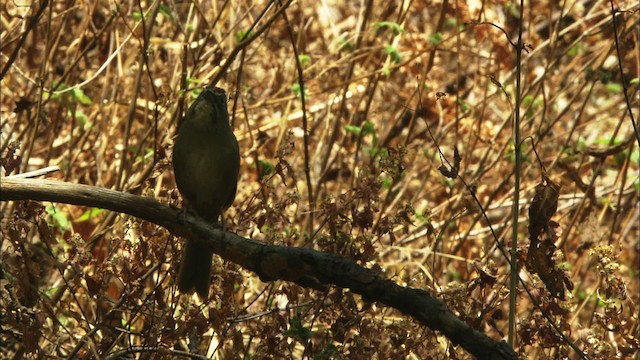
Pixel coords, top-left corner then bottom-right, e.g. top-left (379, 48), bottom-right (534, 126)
top-left (0, 177), bottom-right (516, 360)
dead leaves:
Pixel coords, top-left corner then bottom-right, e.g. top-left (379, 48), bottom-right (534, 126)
top-left (526, 175), bottom-right (573, 300)
top-left (527, 174), bottom-right (560, 241)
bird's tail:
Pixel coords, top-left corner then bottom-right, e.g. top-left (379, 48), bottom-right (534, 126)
top-left (177, 240), bottom-right (213, 299)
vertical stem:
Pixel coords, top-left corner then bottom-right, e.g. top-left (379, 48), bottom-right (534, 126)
top-left (509, 0), bottom-right (525, 348)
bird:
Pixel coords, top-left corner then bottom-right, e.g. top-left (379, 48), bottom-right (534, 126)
top-left (172, 87), bottom-right (240, 299)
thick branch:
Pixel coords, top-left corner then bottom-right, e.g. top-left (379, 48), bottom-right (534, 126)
top-left (0, 177), bottom-right (516, 360)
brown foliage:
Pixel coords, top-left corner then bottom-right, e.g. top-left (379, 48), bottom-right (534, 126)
top-left (1, 0), bottom-right (638, 358)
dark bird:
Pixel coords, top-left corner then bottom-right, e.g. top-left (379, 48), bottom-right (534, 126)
top-left (172, 87), bottom-right (240, 298)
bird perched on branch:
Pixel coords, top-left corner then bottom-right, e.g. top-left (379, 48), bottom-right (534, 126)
top-left (172, 87), bottom-right (240, 299)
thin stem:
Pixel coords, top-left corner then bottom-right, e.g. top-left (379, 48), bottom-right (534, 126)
top-left (508, 0), bottom-right (525, 348)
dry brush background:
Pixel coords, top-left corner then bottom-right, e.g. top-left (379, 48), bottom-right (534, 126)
top-left (1, 0), bottom-right (639, 358)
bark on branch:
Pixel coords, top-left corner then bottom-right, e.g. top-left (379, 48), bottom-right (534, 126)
top-left (1, 177), bottom-right (517, 359)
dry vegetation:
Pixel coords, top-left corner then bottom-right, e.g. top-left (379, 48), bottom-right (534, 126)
top-left (1, 0), bottom-right (639, 359)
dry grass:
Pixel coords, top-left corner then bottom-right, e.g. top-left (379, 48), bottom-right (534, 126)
top-left (1, 0), bottom-right (638, 358)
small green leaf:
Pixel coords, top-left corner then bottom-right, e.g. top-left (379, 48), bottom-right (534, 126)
top-left (414, 210), bottom-right (432, 224)
top-left (384, 45), bottom-right (402, 63)
top-left (314, 343), bottom-right (339, 360)
top-left (291, 83), bottom-right (308, 98)
top-left (298, 54), bottom-right (311, 68)
top-left (71, 88), bottom-right (92, 105)
top-left (57, 313), bottom-right (71, 327)
top-left (630, 77), bottom-right (639, 85)
top-left (43, 286), bottom-right (60, 298)
top-left (186, 77), bottom-right (203, 93)
top-left (336, 35), bottom-right (354, 52)
top-left (457, 98), bottom-right (470, 112)
top-left (441, 177), bottom-right (455, 188)
top-left (375, 21), bottom-right (405, 36)
top-left (158, 4), bottom-right (173, 20)
top-left (429, 32), bottom-right (443, 45)
top-left (444, 18), bottom-right (457, 28)
top-left (76, 208), bottom-right (104, 222)
top-left (381, 176), bottom-right (392, 189)
top-left (522, 95), bottom-right (535, 107)
top-left (363, 145), bottom-right (381, 157)
top-left (284, 316), bottom-right (313, 343)
top-left (630, 148), bottom-right (639, 163)
top-left (344, 125), bottom-right (362, 136)
top-left (614, 151), bottom-right (626, 166)
top-left (46, 205), bottom-right (71, 230)
top-left (259, 160), bottom-right (275, 179)
top-left (344, 122), bottom-right (375, 138)
top-left (594, 136), bottom-right (619, 145)
top-left (606, 83), bottom-right (623, 93)
top-left (567, 43), bottom-right (581, 56)
top-left (190, 88), bottom-right (203, 100)
top-left (74, 110), bottom-right (91, 130)
top-left (576, 136), bottom-right (588, 151)
top-left (236, 30), bottom-right (254, 43)
top-left (361, 121), bottom-right (375, 136)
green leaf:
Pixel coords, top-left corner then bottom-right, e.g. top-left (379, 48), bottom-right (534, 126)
top-left (614, 151), bottom-right (626, 166)
top-left (567, 43), bottom-right (581, 56)
top-left (594, 136), bottom-right (620, 146)
top-left (576, 136), bottom-right (588, 152)
top-left (259, 160), bottom-right (275, 179)
top-left (630, 77), bottom-right (639, 85)
top-left (384, 45), bottom-right (402, 64)
top-left (46, 205), bottom-right (71, 230)
top-left (336, 35), bottom-right (354, 52)
top-left (74, 110), bottom-right (91, 130)
top-left (414, 210), bottom-right (432, 224)
top-left (522, 95), bottom-right (535, 107)
top-left (361, 121), bottom-right (375, 135)
top-left (606, 83), bottom-right (623, 93)
top-left (70, 88), bottom-right (92, 105)
top-left (631, 148), bottom-right (639, 163)
top-left (132, 11), bottom-right (142, 21)
top-left (429, 32), bottom-right (443, 45)
top-left (284, 316), bottom-right (312, 343)
top-left (158, 4), bottom-right (173, 20)
top-left (291, 83), bottom-right (308, 98)
top-left (185, 80), bottom-right (203, 98)
top-left (363, 145), bottom-right (380, 157)
top-left (345, 122), bottom-right (375, 138)
top-left (76, 208), bottom-right (104, 222)
top-left (381, 176), bottom-right (392, 189)
top-left (375, 21), bottom-right (405, 36)
top-left (298, 54), bottom-right (311, 68)
top-left (441, 177), bottom-right (455, 188)
top-left (236, 30), bottom-right (254, 43)
top-left (344, 124), bottom-right (362, 136)
top-left (444, 18), bottom-right (457, 28)
top-left (457, 98), bottom-right (470, 112)
top-left (43, 286), bottom-right (60, 298)
top-left (313, 343), bottom-right (339, 360)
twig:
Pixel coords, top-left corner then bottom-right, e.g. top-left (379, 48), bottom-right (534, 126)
top-left (0, 0), bottom-right (49, 80)
top-left (278, 0), bottom-right (315, 236)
